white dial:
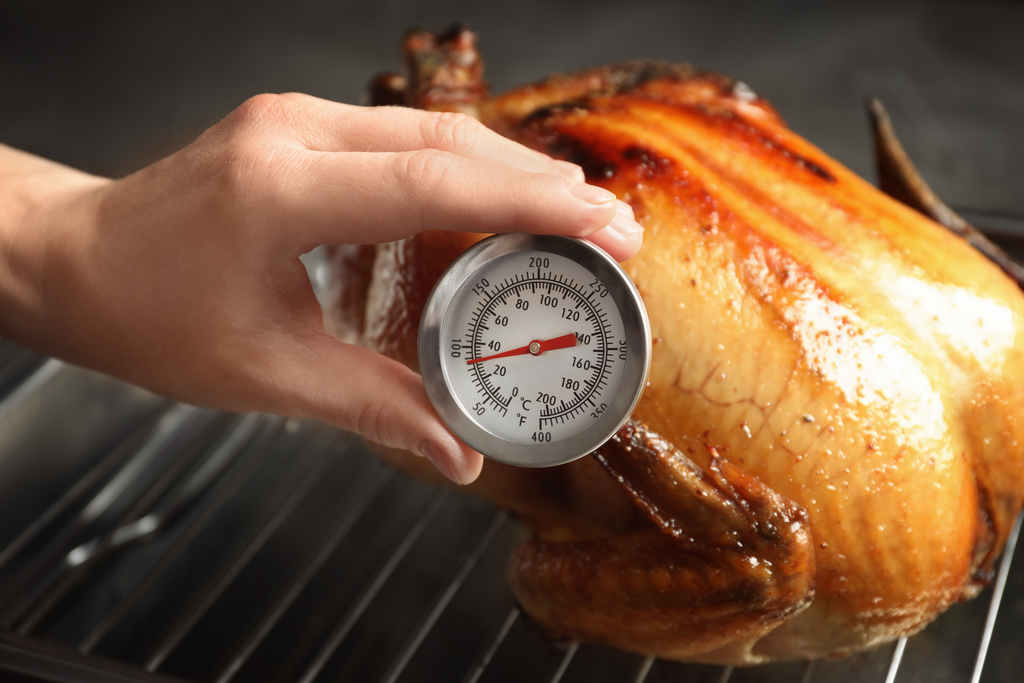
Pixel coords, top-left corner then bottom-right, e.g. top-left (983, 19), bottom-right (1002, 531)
top-left (441, 251), bottom-right (627, 445)
top-left (419, 234), bottom-right (650, 468)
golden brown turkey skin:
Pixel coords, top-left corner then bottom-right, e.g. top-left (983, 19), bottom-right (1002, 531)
top-left (327, 50), bottom-right (1024, 663)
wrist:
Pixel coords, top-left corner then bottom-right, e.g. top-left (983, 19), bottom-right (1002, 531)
top-left (0, 148), bottom-right (110, 350)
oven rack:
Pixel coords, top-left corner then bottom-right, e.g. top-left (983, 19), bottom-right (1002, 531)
top-left (1, 211), bottom-right (1021, 683)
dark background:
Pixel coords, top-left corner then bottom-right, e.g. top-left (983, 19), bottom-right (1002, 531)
top-left (2, 3), bottom-right (1024, 682)
top-left (2, 0), bottom-right (1023, 218)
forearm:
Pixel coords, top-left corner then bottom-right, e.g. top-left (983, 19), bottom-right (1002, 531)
top-left (0, 144), bottom-right (110, 350)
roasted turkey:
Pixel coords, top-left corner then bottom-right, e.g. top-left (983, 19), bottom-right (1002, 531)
top-left (318, 26), bottom-right (1024, 664)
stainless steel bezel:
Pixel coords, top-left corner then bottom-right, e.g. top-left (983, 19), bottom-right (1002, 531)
top-left (418, 234), bottom-right (651, 468)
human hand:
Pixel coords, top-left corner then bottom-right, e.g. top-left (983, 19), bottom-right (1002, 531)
top-left (0, 94), bottom-right (643, 484)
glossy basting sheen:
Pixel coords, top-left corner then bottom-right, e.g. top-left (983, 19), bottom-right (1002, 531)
top-left (321, 27), bottom-right (1024, 663)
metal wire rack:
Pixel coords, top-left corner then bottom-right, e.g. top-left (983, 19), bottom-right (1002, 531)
top-left (1, 212), bottom-right (1022, 683)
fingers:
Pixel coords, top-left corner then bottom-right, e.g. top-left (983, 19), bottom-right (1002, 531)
top-left (270, 94), bottom-right (585, 181)
top-left (283, 149), bottom-right (643, 259)
top-left (284, 335), bottom-right (483, 484)
top-left (224, 94), bottom-right (644, 260)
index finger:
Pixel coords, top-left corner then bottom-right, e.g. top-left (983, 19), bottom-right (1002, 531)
top-left (273, 93), bottom-right (585, 181)
top-left (282, 149), bottom-right (643, 261)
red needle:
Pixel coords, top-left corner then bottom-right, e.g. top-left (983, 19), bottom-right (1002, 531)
top-left (466, 333), bottom-right (577, 365)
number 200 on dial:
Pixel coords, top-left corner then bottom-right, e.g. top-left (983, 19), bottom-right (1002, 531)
top-left (419, 234), bottom-right (651, 468)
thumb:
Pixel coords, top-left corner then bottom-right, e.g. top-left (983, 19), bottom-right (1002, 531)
top-left (285, 334), bottom-right (483, 484)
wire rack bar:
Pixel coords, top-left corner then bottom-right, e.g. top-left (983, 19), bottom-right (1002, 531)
top-left (0, 632), bottom-right (186, 683)
top-left (213, 467), bottom-right (395, 683)
top-left (14, 413), bottom-right (268, 638)
top-left (139, 443), bottom-right (331, 669)
top-left (0, 358), bottom-right (62, 411)
top-left (633, 656), bottom-right (655, 683)
top-left (14, 415), bottom-right (265, 636)
top-left (549, 642), bottom-right (580, 683)
top-left (82, 433), bottom-right (332, 657)
top-left (464, 608), bottom-right (521, 683)
top-left (380, 511), bottom-right (508, 683)
top-left (91, 416), bottom-right (275, 668)
top-left (296, 491), bottom-right (449, 683)
top-left (0, 405), bottom-right (170, 570)
top-left (2, 407), bottom-right (217, 631)
top-left (883, 636), bottom-right (907, 683)
top-left (970, 512), bottom-right (1022, 683)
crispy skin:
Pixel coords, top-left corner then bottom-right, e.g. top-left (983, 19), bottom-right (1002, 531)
top-left (326, 38), bottom-right (1024, 663)
top-left (510, 423), bottom-right (814, 662)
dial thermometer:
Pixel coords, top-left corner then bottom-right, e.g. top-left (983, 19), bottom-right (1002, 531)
top-left (419, 234), bottom-right (651, 467)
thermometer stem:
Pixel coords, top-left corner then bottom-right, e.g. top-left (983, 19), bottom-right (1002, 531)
top-left (466, 332), bottom-right (577, 365)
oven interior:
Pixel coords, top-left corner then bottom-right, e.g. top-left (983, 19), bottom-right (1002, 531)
top-left (1, 210), bottom-right (1022, 683)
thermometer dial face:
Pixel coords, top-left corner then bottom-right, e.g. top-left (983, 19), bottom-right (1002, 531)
top-left (419, 234), bottom-right (650, 468)
top-left (442, 253), bottom-right (626, 445)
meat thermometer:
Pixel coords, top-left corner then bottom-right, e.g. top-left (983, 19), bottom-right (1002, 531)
top-left (419, 234), bottom-right (651, 467)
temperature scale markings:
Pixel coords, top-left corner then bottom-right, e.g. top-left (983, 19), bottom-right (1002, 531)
top-left (465, 275), bottom-right (614, 423)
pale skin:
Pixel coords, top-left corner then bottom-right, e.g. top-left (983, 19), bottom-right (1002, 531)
top-left (0, 93), bottom-right (643, 485)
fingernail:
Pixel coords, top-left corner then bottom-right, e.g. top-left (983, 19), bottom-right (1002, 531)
top-left (610, 201), bottom-right (644, 236)
top-left (419, 439), bottom-right (473, 484)
top-left (592, 223), bottom-right (643, 256)
top-left (553, 160), bottom-right (585, 182)
top-left (569, 182), bottom-right (617, 206)
top-left (592, 203), bottom-right (644, 256)
top-left (449, 457), bottom-right (477, 485)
